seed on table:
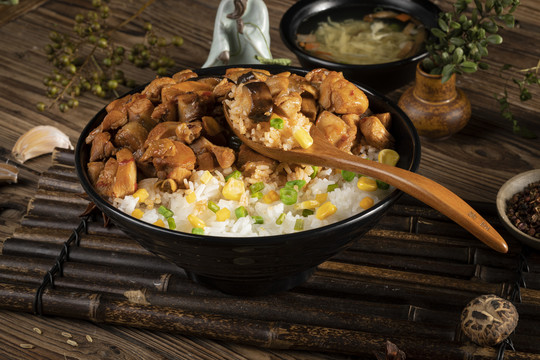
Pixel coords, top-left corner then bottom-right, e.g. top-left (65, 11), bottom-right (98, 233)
top-left (32, 327), bottom-right (42, 335)
top-left (61, 331), bottom-right (72, 338)
top-left (19, 343), bottom-right (35, 349)
top-left (86, 335), bottom-right (93, 343)
top-left (67, 339), bottom-right (78, 347)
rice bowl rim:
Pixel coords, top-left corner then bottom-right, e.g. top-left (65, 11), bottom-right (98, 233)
top-left (75, 64), bottom-right (421, 246)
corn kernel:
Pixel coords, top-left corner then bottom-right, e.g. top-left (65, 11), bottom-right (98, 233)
top-left (262, 190), bottom-right (280, 204)
top-left (316, 201), bottom-right (337, 220)
top-left (188, 214), bottom-right (206, 228)
top-left (378, 149), bottom-right (400, 166)
top-left (131, 209), bottom-right (144, 219)
top-left (185, 191), bottom-right (197, 204)
top-left (359, 196), bottom-right (375, 209)
top-left (153, 219), bottom-right (165, 227)
top-left (315, 193), bottom-right (328, 204)
top-left (293, 127), bottom-right (313, 149)
top-left (216, 208), bottom-right (231, 221)
top-left (132, 188), bottom-right (149, 203)
top-left (222, 178), bottom-right (245, 201)
top-left (294, 200), bottom-right (320, 210)
top-left (200, 170), bottom-right (213, 184)
top-left (357, 177), bottom-right (378, 191)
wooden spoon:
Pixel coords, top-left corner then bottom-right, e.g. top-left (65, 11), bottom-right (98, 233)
top-left (224, 105), bottom-right (508, 253)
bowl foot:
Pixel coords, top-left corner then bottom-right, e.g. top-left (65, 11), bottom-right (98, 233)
top-left (186, 267), bottom-right (316, 296)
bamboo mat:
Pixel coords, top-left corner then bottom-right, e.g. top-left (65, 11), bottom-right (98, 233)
top-left (1, 148), bottom-right (540, 359)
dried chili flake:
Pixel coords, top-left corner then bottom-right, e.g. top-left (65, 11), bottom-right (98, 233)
top-left (506, 180), bottom-right (540, 238)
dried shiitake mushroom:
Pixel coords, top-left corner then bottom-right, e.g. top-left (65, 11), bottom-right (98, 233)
top-left (460, 294), bottom-right (518, 346)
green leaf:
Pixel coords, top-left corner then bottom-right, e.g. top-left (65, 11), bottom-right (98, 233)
top-left (441, 64), bottom-right (455, 82)
top-left (513, 125), bottom-right (538, 139)
top-left (482, 20), bottom-right (498, 33)
top-left (450, 21), bottom-right (461, 29)
top-left (438, 18), bottom-right (449, 32)
top-left (460, 61), bottom-right (478, 73)
top-left (485, 0), bottom-right (494, 11)
top-left (478, 62), bottom-right (489, 70)
top-left (452, 48), bottom-right (464, 63)
top-left (499, 14), bottom-right (515, 27)
top-left (431, 28), bottom-right (446, 38)
top-left (473, 0), bottom-right (483, 12)
top-left (450, 37), bottom-right (465, 46)
top-left (486, 34), bottom-right (503, 44)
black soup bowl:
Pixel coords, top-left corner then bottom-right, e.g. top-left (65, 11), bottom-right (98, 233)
top-left (75, 65), bottom-right (421, 296)
top-left (280, 0), bottom-right (440, 93)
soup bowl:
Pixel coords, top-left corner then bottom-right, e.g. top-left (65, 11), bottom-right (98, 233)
top-left (75, 65), bottom-right (421, 296)
top-left (280, 0), bottom-right (440, 93)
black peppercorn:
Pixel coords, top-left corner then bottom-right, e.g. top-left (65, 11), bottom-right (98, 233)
top-left (506, 181), bottom-right (540, 238)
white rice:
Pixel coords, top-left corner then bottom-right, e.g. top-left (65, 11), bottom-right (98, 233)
top-left (114, 151), bottom-right (393, 237)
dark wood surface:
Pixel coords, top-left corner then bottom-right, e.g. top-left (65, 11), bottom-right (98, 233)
top-left (0, 0), bottom-right (538, 359)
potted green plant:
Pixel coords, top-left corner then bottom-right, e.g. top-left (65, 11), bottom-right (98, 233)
top-left (398, 0), bottom-right (520, 140)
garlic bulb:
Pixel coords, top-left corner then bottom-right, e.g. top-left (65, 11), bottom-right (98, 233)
top-left (12, 125), bottom-right (73, 163)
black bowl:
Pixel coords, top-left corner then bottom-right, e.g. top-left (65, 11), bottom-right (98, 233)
top-left (280, 0), bottom-right (440, 93)
top-left (75, 65), bottom-right (421, 296)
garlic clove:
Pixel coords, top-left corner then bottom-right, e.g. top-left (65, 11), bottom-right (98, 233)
top-left (12, 125), bottom-right (73, 163)
top-left (0, 163), bottom-right (18, 184)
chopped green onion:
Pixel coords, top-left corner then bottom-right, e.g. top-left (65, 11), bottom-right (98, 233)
top-left (302, 209), bottom-right (314, 217)
top-left (167, 217), bottom-right (176, 230)
top-left (294, 218), bottom-right (304, 231)
top-left (310, 166), bottom-right (320, 179)
top-left (276, 213), bottom-right (286, 225)
top-left (280, 187), bottom-right (298, 205)
top-left (225, 170), bottom-right (242, 181)
top-left (376, 179), bottom-right (390, 190)
top-left (249, 181), bottom-right (265, 194)
top-left (158, 205), bottom-right (174, 218)
top-left (235, 206), bottom-right (248, 218)
top-left (327, 183), bottom-right (339, 192)
top-left (251, 191), bottom-right (263, 199)
top-left (341, 170), bottom-right (356, 182)
top-left (192, 227), bottom-right (204, 235)
top-left (270, 117), bottom-right (284, 129)
top-left (285, 179), bottom-right (306, 190)
top-left (253, 215), bottom-right (264, 224)
top-left (208, 200), bottom-right (220, 213)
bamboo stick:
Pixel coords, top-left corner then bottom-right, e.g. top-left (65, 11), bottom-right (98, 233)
top-left (51, 147), bottom-right (76, 167)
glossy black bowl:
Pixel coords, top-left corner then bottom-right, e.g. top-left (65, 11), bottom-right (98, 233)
top-left (75, 65), bottom-right (421, 296)
top-left (280, 0), bottom-right (440, 93)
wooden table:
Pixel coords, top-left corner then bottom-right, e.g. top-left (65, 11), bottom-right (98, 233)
top-left (0, 0), bottom-right (538, 359)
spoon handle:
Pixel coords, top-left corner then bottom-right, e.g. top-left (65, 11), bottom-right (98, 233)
top-left (332, 153), bottom-right (509, 253)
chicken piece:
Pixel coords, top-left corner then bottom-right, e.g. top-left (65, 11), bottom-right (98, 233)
top-left (145, 122), bottom-right (179, 146)
top-left (161, 81), bottom-right (214, 103)
top-left (114, 122), bottom-right (148, 152)
top-left (87, 161), bottom-right (105, 185)
top-left (126, 94), bottom-right (156, 131)
top-left (177, 92), bottom-right (214, 122)
top-left (274, 92), bottom-right (302, 119)
top-left (111, 148), bottom-right (137, 198)
top-left (140, 138), bottom-right (177, 162)
top-left (106, 94), bottom-right (132, 113)
top-left (265, 73), bottom-right (290, 97)
top-left (94, 157), bottom-right (118, 197)
top-left (196, 152), bottom-right (215, 171)
top-left (151, 100), bottom-right (178, 123)
top-left (359, 115), bottom-right (395, 149)
top-left (374, 112), bottom-right (392, 129)
top-left (213, 78), bottom-right (234, 100)
top-left (305, 68), bottom-right (331, 84)
top-left (142, 77), bottom-right (176, 102)
top-left (319, 71), bottom-right (369, 115)
top-left (167, 166), bottom-right (192, 185)
top-left (190, 137), bottom-right (235, 169)
top-left (176, 121), bottom-right (203, 144)
top-left (101, 109), bottom-right (128, 132)
top-left (172, 69), bottom-right (198, 82)
top-left (316, 111), bottom-right (356, 152)
top-left (289, 73), bottom-right (318, 98)
top-left (89, 132), bottom-right (116, 162)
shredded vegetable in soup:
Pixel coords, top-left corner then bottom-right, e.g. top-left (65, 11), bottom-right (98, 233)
top-left (297, 10), bottom-right (426, 65)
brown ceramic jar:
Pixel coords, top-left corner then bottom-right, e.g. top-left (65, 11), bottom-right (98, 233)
top-left (398, 63), bottom-right (471, 140)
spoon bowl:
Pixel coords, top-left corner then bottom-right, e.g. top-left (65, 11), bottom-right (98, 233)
top-left (224, 104), bottom-right (509, 253)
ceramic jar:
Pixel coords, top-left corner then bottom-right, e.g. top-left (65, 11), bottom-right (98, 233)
top-left (398, 63), bottom-right (471, 140)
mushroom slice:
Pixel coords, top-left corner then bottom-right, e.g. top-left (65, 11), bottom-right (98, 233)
top-left (300, 92), bottom-right (318, 122)
top-left (177, 92), bottom-right (214, 123)
top-left (111, 148), bottom-right (137, 198)
top-left (241, 82), bottom-right (273, 123)
top-left (359, 115), bottom-right (395, 149)
top-left (191, 137), bottom-right (235, 169)
top-left (460, 294), bottom-right (518, 346)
